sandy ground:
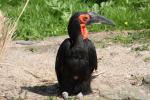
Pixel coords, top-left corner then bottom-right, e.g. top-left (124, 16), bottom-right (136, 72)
top-left (0, 32), bottom-right (150, 100)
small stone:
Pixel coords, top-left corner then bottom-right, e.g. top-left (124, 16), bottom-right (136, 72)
top-left (143, 74), bottom-right (150, 84)
top-left (16, 41), bottom-right (34, 45)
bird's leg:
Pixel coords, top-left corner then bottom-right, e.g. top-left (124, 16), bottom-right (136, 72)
top-left (62, 91), bottom-right (69, 100)
top-left (76, 92), bottom-right (84, 100)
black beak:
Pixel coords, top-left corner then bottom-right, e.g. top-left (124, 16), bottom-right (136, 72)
top-left (87, 12), bottom-right (115, 26)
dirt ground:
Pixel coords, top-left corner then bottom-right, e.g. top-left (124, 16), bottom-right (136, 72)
top-left (0, 32), bottom-right (150, 100)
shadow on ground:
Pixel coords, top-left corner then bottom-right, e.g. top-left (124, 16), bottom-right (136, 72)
top-left (21, 83), bottom-right (59, 96)
top-left (21, 74), bottom-right (100, 96)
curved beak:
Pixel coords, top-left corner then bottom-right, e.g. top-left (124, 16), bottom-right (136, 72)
top-left (87, 12), bottom-right (115, 26)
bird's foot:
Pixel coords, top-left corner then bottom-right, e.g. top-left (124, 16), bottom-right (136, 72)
top-left (75, 92), bottom-right (83, 100)
top-left (62, 91), bottom-right (69, 100)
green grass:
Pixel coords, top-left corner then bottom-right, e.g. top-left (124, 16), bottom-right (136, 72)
top-left (112, 30), bottom-right (150, 44)
top-left (47, 96), bottom-right (75, 100)
top-left (144, 57), bottom-right (150, 62)
top-left (48, 96), bottom-right (57, 100)
top-left (100, 0), bottom-right (150, 30)
top-left (131, 44), bottom-right (149, 51)
top-left (0, 0), bottom-right (150, 40)
top-left (112, 34), bottom-right (133, 44)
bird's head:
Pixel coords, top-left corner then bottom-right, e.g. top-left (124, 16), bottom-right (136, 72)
top-left (68, 12), bottom-right (115, 40)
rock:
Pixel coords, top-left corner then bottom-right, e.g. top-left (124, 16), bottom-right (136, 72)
top-left (16, 41), bottom-right (34, 45)
top-left (141, 74), bottom-right (150, 94)
top-left (143, 74), bottom-right (150, 84)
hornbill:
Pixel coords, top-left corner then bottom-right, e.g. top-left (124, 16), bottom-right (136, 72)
top-left (55, 12), bottom-right (114, 99)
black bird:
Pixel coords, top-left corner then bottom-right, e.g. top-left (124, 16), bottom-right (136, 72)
top-left (55, 12), bottom-right (114, 98)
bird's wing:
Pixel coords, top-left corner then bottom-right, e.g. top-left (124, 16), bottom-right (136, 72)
top-left (55, 38), bottom-right (71, 83)
top-left (87, 40), bottom-right (97, 73)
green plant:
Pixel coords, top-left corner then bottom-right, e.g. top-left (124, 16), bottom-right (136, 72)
top-left (132, 44), bottom-right (149, 51)
top-left (112, 30), bottom-right (150, 44)
top-left (48, 96), bottom-right (57, 100)
top-left (130, 30), bottom-right (150, 43)
top-left (144, 57), bottom-right (150, 62)
top-left (112, 35), bottom-right (133, 44)
top-left (83, 0), bottom-right (109, 4)
top-left (94, 39), bottom-right (111, 48)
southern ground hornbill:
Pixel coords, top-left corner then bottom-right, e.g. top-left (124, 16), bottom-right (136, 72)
top-left (55, 12), bottom-right (114, 99)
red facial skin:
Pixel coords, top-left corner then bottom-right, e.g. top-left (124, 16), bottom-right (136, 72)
top-left (78, 14), bottom-right (91, 39)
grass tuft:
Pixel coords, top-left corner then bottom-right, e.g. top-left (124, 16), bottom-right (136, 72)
top-left (0, 11), bottom-right (16, 61)
top-left (131, 44), bottom-right (149, 51)
top-left (112, 35), bottom-right (133, 44)
top-left (144, 57), bottom-right (150, 62)
top-left (112, 30), bottom-right (150, 44)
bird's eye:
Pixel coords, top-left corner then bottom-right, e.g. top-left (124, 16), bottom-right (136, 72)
top-left (83, 16), bottom-right (88, 21)
top-left (79, 14), bottom-right (90, 23)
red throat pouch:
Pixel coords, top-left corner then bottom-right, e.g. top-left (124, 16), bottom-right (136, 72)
top-left (80, 24), bottom-right (89, 39)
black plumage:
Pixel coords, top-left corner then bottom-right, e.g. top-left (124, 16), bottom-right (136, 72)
top-left (55, 12), bottom-right (114, 95)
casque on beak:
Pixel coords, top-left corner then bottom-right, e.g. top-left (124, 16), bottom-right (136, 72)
top-left (86, 12), bottom-right (115, 26)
